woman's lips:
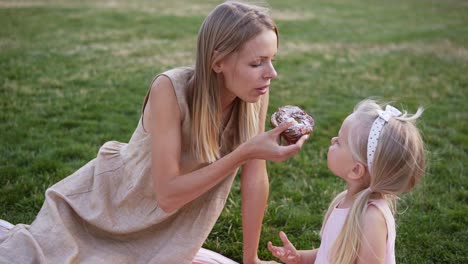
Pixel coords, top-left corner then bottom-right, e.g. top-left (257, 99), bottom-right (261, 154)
top-left (256, 85), bottom-right (269, 94)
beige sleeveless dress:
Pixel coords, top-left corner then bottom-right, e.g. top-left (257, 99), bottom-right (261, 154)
top-left (0, 68), bottom-right (239, 264)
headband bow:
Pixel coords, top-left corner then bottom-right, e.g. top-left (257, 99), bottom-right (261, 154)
top-left (377, 105), bottom-right (402, 122)
top-left (367, 105), bottom-right (402, 172)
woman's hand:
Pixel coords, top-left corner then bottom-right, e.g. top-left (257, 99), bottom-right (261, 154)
top-left (241, 121), bottom-right (309, 162)
top-left (267, 231), bottom-right (301, 264)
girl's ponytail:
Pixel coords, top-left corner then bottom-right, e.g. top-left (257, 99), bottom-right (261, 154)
top-left (328, 188), bottom-right (373, 264)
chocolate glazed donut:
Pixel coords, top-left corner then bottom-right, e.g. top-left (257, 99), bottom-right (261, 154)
top-left (270, 105), bottom-right (315, 144)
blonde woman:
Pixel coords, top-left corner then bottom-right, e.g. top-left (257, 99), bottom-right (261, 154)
top-left (268, 99), bottom-right (426, 264)
top-left (0, 1), bottom-right (308, 263)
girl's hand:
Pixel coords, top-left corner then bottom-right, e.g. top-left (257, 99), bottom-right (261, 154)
top-left (242, 121), bottom-right (309, 162)
top-left (267, 231), bottom-right (301, 264)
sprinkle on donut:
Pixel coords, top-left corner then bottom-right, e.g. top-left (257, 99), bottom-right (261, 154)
top-left (270, 105), bottom-right (315, 144)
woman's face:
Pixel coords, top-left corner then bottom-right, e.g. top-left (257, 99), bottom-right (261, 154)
top-left (217, 29), bottom-right (278, 107)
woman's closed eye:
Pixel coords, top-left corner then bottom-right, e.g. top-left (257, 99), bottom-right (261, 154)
top-left (250, 58), bottom-right (275, 68)
top-left (250, 60), bottom-right (265, 67)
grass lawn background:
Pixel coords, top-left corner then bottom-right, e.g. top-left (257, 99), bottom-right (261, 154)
top-left (0, 0), bottom-right (467, 262)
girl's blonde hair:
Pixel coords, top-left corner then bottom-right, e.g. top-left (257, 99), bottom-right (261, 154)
top-left (323, 99), bottom-right (426, 263)
top-left (187, 1), bottom-right (278, 163)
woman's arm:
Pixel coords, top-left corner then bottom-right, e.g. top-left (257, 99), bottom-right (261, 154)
top-left (241, 159), bottom-right (269, 264)
top-left (357, 205), bottom-right (387, 264)
top-left (241, 92), bottom-right (270, 264)
top-left (146, 76), bottom-right (305, 213)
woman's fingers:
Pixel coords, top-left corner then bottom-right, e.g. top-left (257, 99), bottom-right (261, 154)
top-left (295, 134), bottom-right (309, 146)
top-left (271, 122), bottom-right (310, 146)
top-left (271, 121), bottom-right (293, 136)
top-left (247, 121), bottom-right (310, 162)
top-left (278, 133), bottom-right (310, 159)
top-left (276, 142), bottom-right (304, 161)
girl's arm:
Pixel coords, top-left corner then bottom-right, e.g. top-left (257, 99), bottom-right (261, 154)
top-left (357, 205), bottom-right (387, 264)
top-left (240, 93), bottom-right (269, 263)
top-left (297, 249), bottom-right (318, 264)
top-left (146, 76), bottom-right (305, 213)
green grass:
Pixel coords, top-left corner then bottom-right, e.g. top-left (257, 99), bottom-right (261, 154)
top-left (1, 0), bottom-right (467, 263)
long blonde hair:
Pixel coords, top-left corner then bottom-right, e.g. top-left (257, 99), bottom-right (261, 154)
top-left (187, 1), bottom-right (278, 163)
top-left (323, 99), bottom-right (426, 263)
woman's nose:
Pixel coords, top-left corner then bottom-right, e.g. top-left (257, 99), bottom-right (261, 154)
top-left (264, 62), bottom-right (277, 79)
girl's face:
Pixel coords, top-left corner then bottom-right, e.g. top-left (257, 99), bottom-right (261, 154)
top-left (327, 114), bottom-right (358, 180)
top-left (217, 29), bottom-right (278, 107)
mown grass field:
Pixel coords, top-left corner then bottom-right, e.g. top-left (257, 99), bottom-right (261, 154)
top-left (1, 0), bottom-right (467, 263)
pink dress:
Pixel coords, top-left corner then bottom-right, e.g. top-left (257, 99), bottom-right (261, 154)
top-left (315, 199), bottom-right (396, 264)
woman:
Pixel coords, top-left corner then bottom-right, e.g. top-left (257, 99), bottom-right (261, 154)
top-left (0, 1), bottom-right (308, 263)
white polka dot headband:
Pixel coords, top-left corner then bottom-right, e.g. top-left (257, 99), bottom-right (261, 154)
top-left (367, 105), bottom-right (402, 172)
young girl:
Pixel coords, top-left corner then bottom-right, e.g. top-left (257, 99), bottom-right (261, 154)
top-left (0, 1), bottom-right (308, 264)
top-left (267, 99), bottom-right (426, 264)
